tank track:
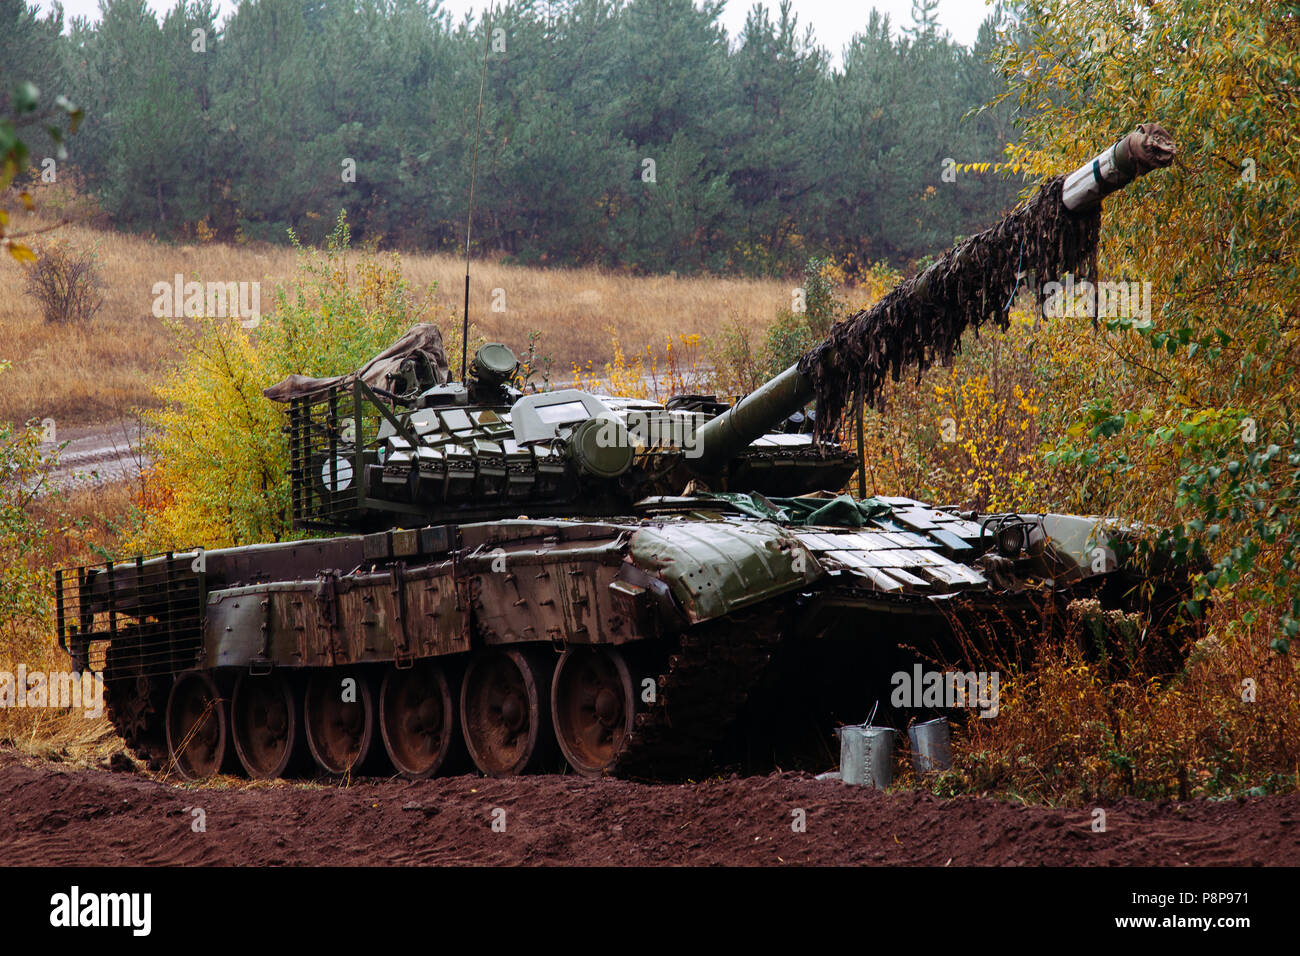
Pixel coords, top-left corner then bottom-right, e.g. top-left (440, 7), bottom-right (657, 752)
top-left (103, 639), bottom-right (170, 770)
top-left (611, 605), bottom-right (787, 781)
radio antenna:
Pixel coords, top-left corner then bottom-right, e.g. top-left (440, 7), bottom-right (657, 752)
top-left (461, 2), bottom-right (494, 383)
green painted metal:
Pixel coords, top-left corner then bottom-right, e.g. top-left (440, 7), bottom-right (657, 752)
top-left (628, 519), bottom-right (821, 623)
top-left (691, 363), bottom-right (814, 475)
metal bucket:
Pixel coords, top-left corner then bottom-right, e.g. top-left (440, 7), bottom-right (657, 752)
top-left (837, 725), bottom-right (896, 788)
top-left (908, 717), bottom-right (952, 773)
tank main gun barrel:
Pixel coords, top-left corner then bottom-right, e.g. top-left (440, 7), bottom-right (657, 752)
top-left (1061, 122), bottom-right (1177, 211)
top-left (690, 123), bottom-right (1177, 476)
top-left (691, 362), bottom-right (814, 475)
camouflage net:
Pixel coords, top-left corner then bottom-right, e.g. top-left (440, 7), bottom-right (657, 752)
top-left (799, 176), bottom-right (1101, 443)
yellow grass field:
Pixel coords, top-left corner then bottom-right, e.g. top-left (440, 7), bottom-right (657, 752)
top-left (0, 211), bottom-right (794, 428)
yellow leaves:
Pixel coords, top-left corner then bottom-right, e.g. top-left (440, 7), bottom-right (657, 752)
top-left (5, 240), bottom-right (36, 263)
top-left (954, 160), bottom-right (1012, 176)
top-left (818, 263), bottom-right (845, 292)
top-left (992, 0), bottom-right (1300, 533)
top-left (138, 220), bottom-right (442, 552)
top-left (563, 330), bottom-right (708, 403)
top-left (0, 203), bottom-right (36, 261)
top-left (961, 594), bottom-right (1300, 802)
top-left (926, 366), bottom-right (1044, 511)
top-left (194, 217), bottom-right (216, 244)
top-left (1214, 72), bottom-right (1239, 100)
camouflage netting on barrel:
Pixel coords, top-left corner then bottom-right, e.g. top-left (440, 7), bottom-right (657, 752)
top-left (799, 176), bottom-right (1101, 443)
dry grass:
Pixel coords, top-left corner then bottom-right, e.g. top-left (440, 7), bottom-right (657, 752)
top-left (0, 203), bottom-right (792, 428)
top-left (944, 600), bottom-right (1300, 804)
top-left (1, 217), bottom-right (182, 426)
top-left (0, 710), bottom-right (124, 771)
top-left (0, 479), bottom-right (144, 769)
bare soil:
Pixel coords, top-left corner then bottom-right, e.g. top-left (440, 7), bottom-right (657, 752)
top-left (1, 749), bottom-right (1294, 866)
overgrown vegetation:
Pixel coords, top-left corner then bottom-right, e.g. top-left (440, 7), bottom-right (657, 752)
top-left (949, 605), bottom-right (1300, 804)
top-left (0, 364), bottom-right (54, 665)
top-left (862, 0), bottom-right (1300, 801)
top-left (2, 0), bottom-right (1297, 805)
top-left (0, 454), bottom-right (140, 762)
top-left (998, 1), bottom-right (1300, 650)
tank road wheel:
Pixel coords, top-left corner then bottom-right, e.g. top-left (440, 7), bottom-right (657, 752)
top-left (232, 671), bottom-right (302, 780)
top-left (380, 661), bottom-right (462, 779)
top-left (551, 646), bottom-right (636, 777)
top-left (304, 669), bottom-right (378, 776)
top-left (165, 671), bottom-right (232, 780)
top-left (460, 648), bottom-right (555, 777)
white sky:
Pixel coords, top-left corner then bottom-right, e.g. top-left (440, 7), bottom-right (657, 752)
top-left (35, 0), bottom-right (995, 59)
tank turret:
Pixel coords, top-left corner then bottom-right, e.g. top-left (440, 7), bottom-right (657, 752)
top-left (272, 338), bottom-right (857, 531)
top-left (273, 123), bottom-right (1175, 529)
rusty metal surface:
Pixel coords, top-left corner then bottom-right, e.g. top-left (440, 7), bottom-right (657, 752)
top-left (203, 560), bottom-right (466, 669)
top-left (66, 503), bottom-right (1127, 681)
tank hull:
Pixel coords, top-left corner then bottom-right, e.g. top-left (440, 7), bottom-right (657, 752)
top-left (57, 498), bottom-right (1190, 780)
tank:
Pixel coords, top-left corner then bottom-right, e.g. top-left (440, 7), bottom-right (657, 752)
top-left (55, 124), bottom-right (1186, 782)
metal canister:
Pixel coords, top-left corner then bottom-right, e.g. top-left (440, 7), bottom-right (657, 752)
top-left (838, 724), bottom-right (896, 788)
top-left (908, 717), bottom-right (952, 773)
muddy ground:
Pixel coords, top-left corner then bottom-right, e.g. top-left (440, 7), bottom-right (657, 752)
top-left (0, 749), bottom-right (1294, 866)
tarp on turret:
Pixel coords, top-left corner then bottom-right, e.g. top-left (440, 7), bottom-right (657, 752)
top-left (263, 323), bottom-right (451, 403)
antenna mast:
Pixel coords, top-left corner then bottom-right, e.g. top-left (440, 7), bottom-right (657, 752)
top-left (462, 2), bottom-right (494, 382)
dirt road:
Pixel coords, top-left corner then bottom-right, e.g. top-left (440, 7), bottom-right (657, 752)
top-left (37, 420), bottom-right (148, 491)
top-left (1, 750), bottom-right (1293, 866)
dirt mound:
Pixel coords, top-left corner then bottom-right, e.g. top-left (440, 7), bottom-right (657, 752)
top-left (1, 749), bottom-right (1294, 866)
